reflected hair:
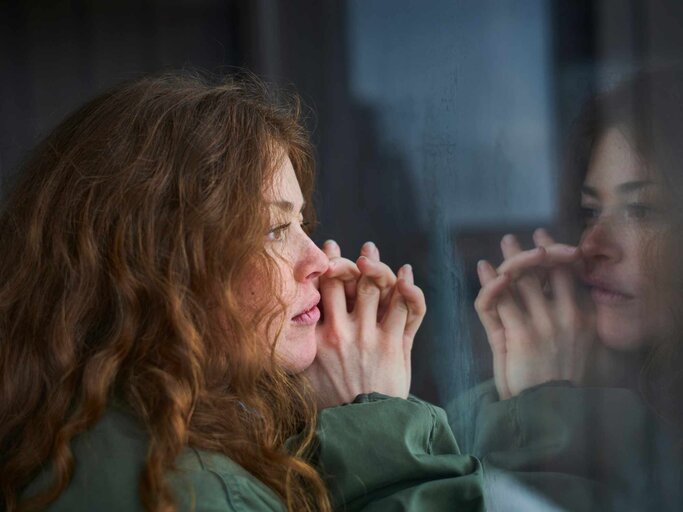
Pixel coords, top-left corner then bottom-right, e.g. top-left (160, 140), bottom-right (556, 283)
top-left (560, 65), bottom-right (683, 433)
top-left (0, 72), bottom-right (330, 512)
top-left (560, 66), bottom-right (683, 233)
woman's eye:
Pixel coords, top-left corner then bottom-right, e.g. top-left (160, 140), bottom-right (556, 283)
top-left (579, 206), bottom-right (600, 225)
top-left (266, 223), bottom-right (290, 241)
top-left (624, 203), bottom-right (653, 221)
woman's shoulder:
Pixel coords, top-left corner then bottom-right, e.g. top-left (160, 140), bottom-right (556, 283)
top-left (22, 407), bottom-right (148, 511)
top-left (26, 407), bottom-right (284, 512)
top-left (171, 448), bottom-right (285, 511)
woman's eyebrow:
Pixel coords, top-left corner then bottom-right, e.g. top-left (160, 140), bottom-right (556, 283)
top-left (581, 180), bottom-right (655, 198)
top-left (269, 200), bottom-right (306, 213)
top-left (616, 180), bottom-right (654, 194)
top-left (580, 184), bottom-right (598, 198)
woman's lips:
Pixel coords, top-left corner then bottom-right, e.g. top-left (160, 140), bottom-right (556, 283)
top-left (291, 305), bottom-right (321, 326)
top-left (291, 295), bottom-right (321, 326)
top-left (590, 286), bottom-right (633, 305)
top-left (586, 278), bottom-right (635, 306)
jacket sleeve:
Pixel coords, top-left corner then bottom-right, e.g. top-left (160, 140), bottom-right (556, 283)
top-left (312, 393), bottom-right (484, 512)
top-left (449, 381), bottom-right (683, 511)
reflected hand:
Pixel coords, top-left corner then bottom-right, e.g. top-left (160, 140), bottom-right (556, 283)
top-left (474, 229), bottom-right (595, 399)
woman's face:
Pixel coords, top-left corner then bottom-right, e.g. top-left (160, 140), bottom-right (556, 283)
top-left (579, 127), bottom-right (674, 350)
top-left (256, 155), bottom-right (328, 372)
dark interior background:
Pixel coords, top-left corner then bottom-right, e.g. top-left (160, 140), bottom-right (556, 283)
top-left (2, 0), bottom-right (683, 405)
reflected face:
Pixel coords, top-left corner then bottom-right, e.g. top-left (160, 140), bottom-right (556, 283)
top-left (579, 127), bottom-right (674, 350)
top-left (258, 156), bottom-right (328, 372)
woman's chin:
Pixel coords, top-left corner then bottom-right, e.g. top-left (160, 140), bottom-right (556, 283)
top-left (597, 316), bottom-right (648, 352)
top-left (276, 329), bottom-right (318, 373)
top-left (595, 303), bottom-right (672, 352)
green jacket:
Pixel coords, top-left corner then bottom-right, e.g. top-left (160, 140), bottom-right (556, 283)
top-left (448, 380), bottom-right (683, 511)
top-left (23, 394), bottom-right (484, 511)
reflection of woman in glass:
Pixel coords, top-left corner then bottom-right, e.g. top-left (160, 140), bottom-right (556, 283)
top-left (0, 73), bottom-right (482, 512)
top-left (468, 67), bottom-right (683, 510)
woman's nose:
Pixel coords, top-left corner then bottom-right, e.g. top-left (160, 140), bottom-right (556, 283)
top-left (580, 219), bottom-right (623, 263)
top-left (294, 237), bottom-right (329, 282)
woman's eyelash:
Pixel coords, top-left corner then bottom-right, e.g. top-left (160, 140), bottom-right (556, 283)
top-left (624, 203), bottom-right (653, 219)
top-left (579, 206), bottom-right (600, 223)
top-left (579, 203), bottom-right (657, 225)
top-left (267, 223), bottom-right (291, 241)
top-left (266, 218), bottom-right (313, 241)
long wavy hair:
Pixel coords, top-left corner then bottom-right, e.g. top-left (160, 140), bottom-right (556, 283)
top-left (0, 72), bottom-right (330, 512)
top-left (559, 66), bottom-right (683, 434)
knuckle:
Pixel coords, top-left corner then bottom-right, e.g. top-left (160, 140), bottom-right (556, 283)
top-left (393, 298), bottom-right (409, 313)
top-left (326, 318), bottom-right (347, 339)
top-left (380, 263), bottom-right (396, 280)
top-left (535, 314), bottom-right (554, 336)
top-left (357, 279), bottom-right (380, 296)
top-left (509, 324), bottom-right (533, 345)
top-left (412, 294), bottom-right (427, 315)
top-left (322, 331), bottom-right (344, 347)
top-left (556, 303), bottom-right (579, 325)
top-left (358, 331), bottom-right (378, 347)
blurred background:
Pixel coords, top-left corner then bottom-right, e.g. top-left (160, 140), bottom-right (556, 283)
top-left (1, 0), bottom-right (682, 406)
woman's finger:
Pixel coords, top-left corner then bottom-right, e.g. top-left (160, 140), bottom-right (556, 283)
top-left (325, 257), bottom-right (361, 281)
top-left (356, 257), bottom-right (397, 288)
top-left (356, 255), bottom-right (397, 320)
top-left (322, 240), bottom-right (361, 312)
top-left (475, 260), bottom-right (510, 350)
top-left (360, 240), bottom-right (380, 262)
top-left (500, 235), bottom-right (552, 327)
top-left (353, 241), bottom-right (379, 312)
top-left (487, 261), bottom-right (528, 338)
top-left (497, 243), bottom-right (580, 278)
top-left (533, 228), bottom-right (579, 313)
top-left (395, 265), bottom-right (426, 344)
top-left (322, 239), bottom-right (341, 259)
top-left (353, 256), bottom-right (383, 330)
top-left (359, 242), bottom-right (394, 317)
top-left (474, 260), bottom-right (512, 399)
top-left (380, 266), bottom-right (411, 340)
top-left (496, 246), bottom-right (545, 277)
top-left (320, 240), bottom-right (349, 322)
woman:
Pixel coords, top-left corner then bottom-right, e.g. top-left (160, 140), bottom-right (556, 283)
top-left (467, 67), bottom-right (683, 510)
top-left (0, 73), bottom-right (483, 511)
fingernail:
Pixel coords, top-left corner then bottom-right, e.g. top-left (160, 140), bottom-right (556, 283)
top-left (403, 264), bottom-right (413, 283)
top-left (324, 239), bottom-right (337, 247)
top-left (563, 246), bottom-right (578, 254)
top-left (502, 234), bottom-right (514, 245)
top-left (477, 260), bottom-right (490, 275)
top-left (362, 241), bottom-right (376, 251)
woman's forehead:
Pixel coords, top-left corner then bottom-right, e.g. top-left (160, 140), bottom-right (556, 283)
top-left (584, 127), bottom-right (656, 192)
top-left (265, 156), bottom-right (304, 208)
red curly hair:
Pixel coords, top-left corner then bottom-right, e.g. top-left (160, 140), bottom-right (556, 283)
top-left (0, 72), bottom-right (330, 512)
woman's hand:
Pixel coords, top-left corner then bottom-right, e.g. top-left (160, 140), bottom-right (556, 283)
top-left (474, 229), bottom-right (595, 399)
top-left (305, 240), bottom-right (426, 409)
top-left (321, 241), bottom-right (397, 320)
